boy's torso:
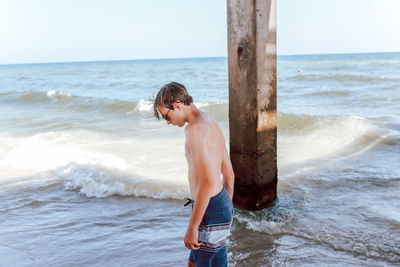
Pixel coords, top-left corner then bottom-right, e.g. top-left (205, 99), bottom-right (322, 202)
top-left (185, 115), bottom-right (225, 199)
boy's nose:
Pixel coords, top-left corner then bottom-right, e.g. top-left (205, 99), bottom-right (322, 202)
top-left (167, 120), bottom-right (172, 124)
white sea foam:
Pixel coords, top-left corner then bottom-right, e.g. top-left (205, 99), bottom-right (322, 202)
top-left (46, 90), bottom-right (71, 99)
top-left (60, 164), bottom-right (128, 198)
top-left (133, 99), bottom-right (211, 114)
top-left (0, 130), bottom-right (190, 199)
top-left (59, 163), bottom-right (189, 199)
top-left (134, 99), bottom-right (153, 112)
top-left (1, 131), bottom-right (127, 172)
top-left (235, 214), bottom-right (289, 234)
top-left (0, 114), bottom-right (389, 199)
top-left (194, 102), bottom-right (210, 108)
top-left (278, 116), bottom-right (384, 169)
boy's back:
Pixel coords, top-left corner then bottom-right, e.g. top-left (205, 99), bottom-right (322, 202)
top-left (185, 114), bottom-right (227, 200)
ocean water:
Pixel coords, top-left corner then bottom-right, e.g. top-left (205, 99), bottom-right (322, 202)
top-left (0, 53), bottom-right (399, 266)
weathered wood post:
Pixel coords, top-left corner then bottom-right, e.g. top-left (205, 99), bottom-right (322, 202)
top-left (227, 0), bottom-right (277, 211)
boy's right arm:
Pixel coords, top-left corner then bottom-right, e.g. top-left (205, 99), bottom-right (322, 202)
top-left (221, 147), bottom-right (234, 200)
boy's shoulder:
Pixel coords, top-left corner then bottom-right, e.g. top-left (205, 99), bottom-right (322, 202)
top-left (185, 118), bottom-right (216, 148)
top-left (185, 116), bottom-right (209, 135)
top-left (185, 122), bottom-right (204, 142)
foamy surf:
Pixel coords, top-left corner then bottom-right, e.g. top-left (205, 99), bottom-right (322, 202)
top-left (46, 90), bottom-right (71, 100)
top-left (0, 130), bottom-right (190, 199)
top-left (1, 131), bottom-right (127, 172)
top-left (59, 163), bottom-right (189, 199)
top-left (278, 115), bottom-right (390, 170)
top-left (0, 113), bottom-right (393, 199)
top-left (133, 99), bottom-right (212, 114)
top-left (134, 99), bottom-right (153, 112)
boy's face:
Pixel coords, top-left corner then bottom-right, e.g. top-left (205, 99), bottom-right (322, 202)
top-left (158, 103), bottom-right (185, 127)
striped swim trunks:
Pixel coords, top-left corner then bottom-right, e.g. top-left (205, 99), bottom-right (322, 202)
top-left (187, 187), bottom-right (234, 267)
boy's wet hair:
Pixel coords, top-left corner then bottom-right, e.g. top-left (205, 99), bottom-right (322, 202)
top-left (152, 82), bottom-right (193, 120)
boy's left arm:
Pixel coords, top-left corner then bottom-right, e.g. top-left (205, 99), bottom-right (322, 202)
top-left (184, 127), bottom-right (215, 250)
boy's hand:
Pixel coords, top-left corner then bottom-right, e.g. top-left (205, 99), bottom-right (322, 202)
top-left (184, 226), bottom-right (202, 250)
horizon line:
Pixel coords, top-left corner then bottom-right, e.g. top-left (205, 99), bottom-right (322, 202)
top-left (1, 50), bottom-right (399, 66)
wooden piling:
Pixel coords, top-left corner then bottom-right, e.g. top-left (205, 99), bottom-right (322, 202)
top-left (227, 0), bottom-right (277, 211)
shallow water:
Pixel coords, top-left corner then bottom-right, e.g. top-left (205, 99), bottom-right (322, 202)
top-left (0, 53), bottom-right (399, 266)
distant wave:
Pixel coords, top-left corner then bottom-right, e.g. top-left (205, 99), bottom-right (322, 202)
top-left (0, 90), bottom-right (146, 115)
top-left (0, 90), bottom-right (226, 117)
top-left (304, 90), bottom-right (352, 97)
top-left (286, 73), bottom-right (398, 83)
top-left (0, 90), bottom-right (73, 105)
top-left (17, 76), bottom-right (30, 81)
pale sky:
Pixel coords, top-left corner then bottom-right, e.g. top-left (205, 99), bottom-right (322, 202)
top-left (0, 0), bottom-right (399, 64)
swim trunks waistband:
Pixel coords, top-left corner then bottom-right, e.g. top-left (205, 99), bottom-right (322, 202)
top-left (184, 186), bottom-right (226, 206)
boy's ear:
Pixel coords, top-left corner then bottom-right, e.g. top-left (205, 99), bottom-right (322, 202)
top-left (174, 102), bottom-right (182, 110)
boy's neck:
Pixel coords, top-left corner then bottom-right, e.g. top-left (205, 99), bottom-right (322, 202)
top-left (185, 104), bottom-right (202, 125)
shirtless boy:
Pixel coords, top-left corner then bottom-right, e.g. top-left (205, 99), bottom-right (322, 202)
top-left (153, 82), bottom-right (235, 267)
